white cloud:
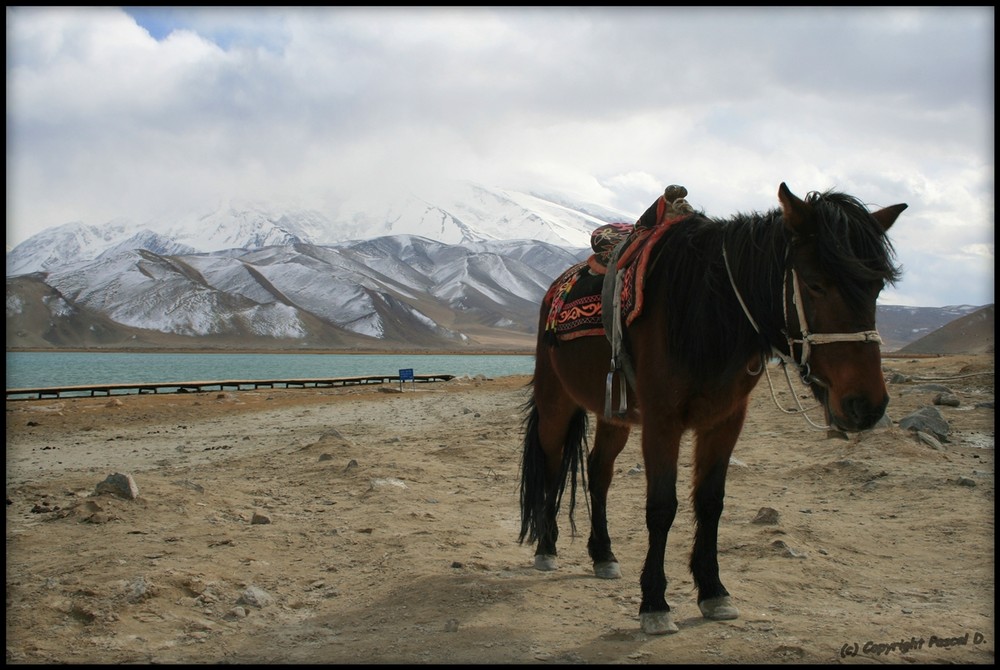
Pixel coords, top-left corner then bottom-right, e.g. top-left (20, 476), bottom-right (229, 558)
top-left (5, 6), bottom-right (994, 307)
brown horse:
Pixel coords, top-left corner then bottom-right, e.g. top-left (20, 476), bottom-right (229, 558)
top-left (518, 183), bottom-right (907, 634)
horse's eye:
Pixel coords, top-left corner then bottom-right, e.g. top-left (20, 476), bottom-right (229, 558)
top-left (804, 280), bottom-right (826, 295)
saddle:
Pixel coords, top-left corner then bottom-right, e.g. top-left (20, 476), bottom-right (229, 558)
top-left (544, 185), bottom-right (696, 418)
top-left (588, 184), bottom-right (694, 274)
top-left (544, 185), bottom-right (695, 338)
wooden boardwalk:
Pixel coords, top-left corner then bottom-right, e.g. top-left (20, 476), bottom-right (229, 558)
top-left (6, 373), bottom-right (455, 401)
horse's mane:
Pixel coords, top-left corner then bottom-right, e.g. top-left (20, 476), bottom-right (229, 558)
top-left (797, 190), bottom-right (902, 308)
top-left (647, 191), bottom-right (901, 383)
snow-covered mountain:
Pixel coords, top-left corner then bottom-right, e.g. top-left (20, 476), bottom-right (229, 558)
top-left (5, 181), bottom-right (990, 352)
top-left (6, 234), bottom-right (590, 351)
top-left (6, 181), bottom-right (624, 277)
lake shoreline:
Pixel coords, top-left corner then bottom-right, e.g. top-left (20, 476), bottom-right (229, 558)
top-left (7, 346), bottom-right (944, 359)
top-left (5, 346), bottom-right (536, 356)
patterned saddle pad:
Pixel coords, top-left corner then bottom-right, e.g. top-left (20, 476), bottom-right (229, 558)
top-left (544, 186), bottom-right (695, 341)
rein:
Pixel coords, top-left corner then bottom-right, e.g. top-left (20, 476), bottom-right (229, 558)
top-left (722, 244), bottom-right (883, 430)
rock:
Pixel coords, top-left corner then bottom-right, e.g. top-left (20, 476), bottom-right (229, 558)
top-left (237, 586), bottom-right (273, 609)
top-left (771, 539), bottom-right (807, 558)
top-left (898, 406), bottom-right (950, 442)
top-left (933, 392), bottom-right (961, 407)
top-left (125, 576), bottom-right (156, 603)
top-left (915, 431), bottom-right (943, 450)
top-left (752, 507), bottom-right (780, 525)
top-left (226, 606), bottom-right (248, 620)
top-left (95, 473), bottom-right (140, 500)
top-left (872, 413), bottom-right (893, 429)
top-left (369, 477), bottom-right (407, 490)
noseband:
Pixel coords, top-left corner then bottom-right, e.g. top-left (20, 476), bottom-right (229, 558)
top-left (722, 246), bottom-right (882, 385)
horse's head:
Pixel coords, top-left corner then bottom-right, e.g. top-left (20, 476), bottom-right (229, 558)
top-left (778, 183), bottom-right (906, 432)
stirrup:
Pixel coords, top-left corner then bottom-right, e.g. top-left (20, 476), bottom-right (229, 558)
top-left (604, 363), bottom-right (628, 420)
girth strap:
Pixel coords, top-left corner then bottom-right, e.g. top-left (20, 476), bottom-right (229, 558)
top-left (601, 238), bottom-right (637, 419)
top-left (597, 184), bottom-right (694, 420)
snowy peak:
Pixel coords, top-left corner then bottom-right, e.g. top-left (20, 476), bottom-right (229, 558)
top-left (7, 180), bottom-right (628, 276)
top-left (144, 199), bottom-right (332, 253)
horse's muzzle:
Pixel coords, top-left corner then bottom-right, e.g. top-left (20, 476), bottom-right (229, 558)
top-left (832, 393), bottom-right (889, 432)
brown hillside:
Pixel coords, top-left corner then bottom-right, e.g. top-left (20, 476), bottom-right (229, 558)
top-left (896, 304), bottom-right (994, 354)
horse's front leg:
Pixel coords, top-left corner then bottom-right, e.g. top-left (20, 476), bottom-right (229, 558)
top-left (587, 419), bottom-right (631, 579)
top-left (638, 423), bottom-right (683, 634)
top-left (689, 406), bottom-right (746, 621)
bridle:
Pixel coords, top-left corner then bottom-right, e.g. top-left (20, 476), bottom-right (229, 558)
top-left (723, 244), bottom-right (882, 378)
top-left (782, 261), bottom-right (882, 382)
top-left (723, 244), bottom-right (883, 429)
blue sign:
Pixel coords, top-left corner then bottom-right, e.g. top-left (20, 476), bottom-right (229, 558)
top-left (399, 368), bottom-right (414, 381)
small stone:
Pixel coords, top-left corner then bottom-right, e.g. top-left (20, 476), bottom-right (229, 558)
top-left (237, 586), bottom-right (273, 608)
top-left (95, 473), bottom-right (140, 500)
top-left (933, 392), bottom-right (961, 407)
top-left (752, 507), bottom-right (780, 525)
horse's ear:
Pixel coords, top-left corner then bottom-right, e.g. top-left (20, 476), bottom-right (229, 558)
top-left (777, 182), bottom-right (809, 234)
top-left (870, 203), bottom-right (907, 232)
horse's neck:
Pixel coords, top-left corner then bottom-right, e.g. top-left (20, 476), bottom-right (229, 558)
top-left (722, 217), bottom-right (788, 344)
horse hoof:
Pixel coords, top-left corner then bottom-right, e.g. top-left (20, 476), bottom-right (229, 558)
top-left (699, 596), bottom-right (739, 620)
top-left (593, 561), bottom-right (621, 579)
top-left (534, 554), bottom-right (558, 571)
top-left (640, 611), bottom-right (679, 635)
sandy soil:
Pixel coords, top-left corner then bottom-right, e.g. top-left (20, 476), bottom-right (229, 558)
top-left (5, 354), bottom-right (994, 664)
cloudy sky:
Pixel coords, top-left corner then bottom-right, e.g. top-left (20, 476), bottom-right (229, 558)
top-left (6, 6), bottom-right (994, 308)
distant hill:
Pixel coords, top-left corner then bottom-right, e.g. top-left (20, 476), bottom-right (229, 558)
top-left (875, 304), bottom-right (984, 351)
top-left (896, 304), bottom-right (994, 355)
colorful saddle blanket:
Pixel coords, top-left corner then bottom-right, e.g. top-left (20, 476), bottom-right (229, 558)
top-left (544, 190), bottom-right (693, 341)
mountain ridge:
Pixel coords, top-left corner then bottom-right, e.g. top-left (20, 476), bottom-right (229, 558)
top-left (6, 181), bottom-right (621, 276)
top-left (6, 233), bottom-right (989, 354)
top-left (6, 183), bottom-right (991, 354)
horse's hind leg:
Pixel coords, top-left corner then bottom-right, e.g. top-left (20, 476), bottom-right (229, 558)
top-left (587, 418), bottom-right (630, 579)
top-left (518, 392), bottom-right (586, 572)
top-left (689, 406), bottom-right (746, 621)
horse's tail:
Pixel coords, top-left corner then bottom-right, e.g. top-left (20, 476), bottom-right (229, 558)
top-left (518, 392), bottom-right (588, 545)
